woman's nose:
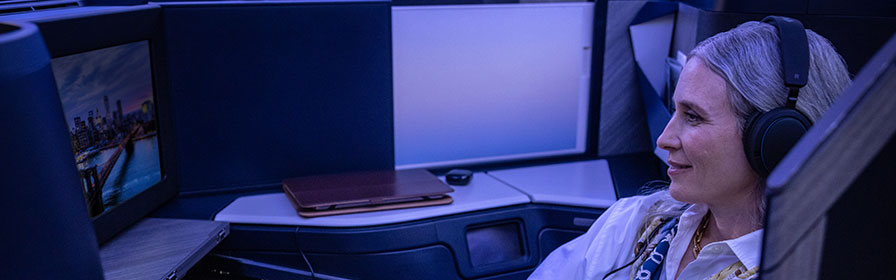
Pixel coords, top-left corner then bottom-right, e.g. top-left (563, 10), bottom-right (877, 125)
top-left (656, 119), bottom-right (679, 151)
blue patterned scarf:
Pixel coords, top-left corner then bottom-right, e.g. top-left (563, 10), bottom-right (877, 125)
top-left (633, 217), bottom-right (679, 280)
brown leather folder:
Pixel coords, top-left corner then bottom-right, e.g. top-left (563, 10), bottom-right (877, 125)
top-left (282, 169), bottom-right (454, 217)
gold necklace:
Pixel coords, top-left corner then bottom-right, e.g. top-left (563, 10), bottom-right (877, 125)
top-left (692, 211), bottom-right (711, 258)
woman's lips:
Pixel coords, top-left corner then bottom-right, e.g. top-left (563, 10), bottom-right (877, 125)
top-left (667, 160), bottom-right (692, 176)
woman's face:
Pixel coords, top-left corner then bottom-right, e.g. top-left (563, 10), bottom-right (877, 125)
top-left (657, 58), bottom-right (759, 207)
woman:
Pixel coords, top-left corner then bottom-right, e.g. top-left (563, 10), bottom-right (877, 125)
top-left (529, 19), bottom-right (850, 280)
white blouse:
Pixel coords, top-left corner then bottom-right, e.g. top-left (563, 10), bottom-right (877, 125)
top-left (528, 191), bottom-right (762, 280)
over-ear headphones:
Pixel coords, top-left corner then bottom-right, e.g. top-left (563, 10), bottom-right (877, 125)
top-left (742, 16), bottom-right (813, 177)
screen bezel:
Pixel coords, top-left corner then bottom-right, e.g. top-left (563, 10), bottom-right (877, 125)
top-left (30, 5), bottom-right (177, 244)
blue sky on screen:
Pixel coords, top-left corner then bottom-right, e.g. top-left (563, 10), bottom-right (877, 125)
top-left (51, 41), bottom-right (153, 130)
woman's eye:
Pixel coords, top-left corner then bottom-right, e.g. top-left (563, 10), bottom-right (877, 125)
top-left (685, 112), bottom-right (702, 123)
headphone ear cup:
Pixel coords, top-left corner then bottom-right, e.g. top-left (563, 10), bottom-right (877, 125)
top-left (743, 108), bottom-right (812, 177)
top-left (743, 111), bottom-right (764, 175)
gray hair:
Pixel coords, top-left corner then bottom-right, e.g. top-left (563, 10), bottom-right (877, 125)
top-left (689, 21), bottom-right (851, 129)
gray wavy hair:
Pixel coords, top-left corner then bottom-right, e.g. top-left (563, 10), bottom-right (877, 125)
top-left (690, 21), bottom-right (851, 128)
top-left (639, 20), bottom-right (851, 232)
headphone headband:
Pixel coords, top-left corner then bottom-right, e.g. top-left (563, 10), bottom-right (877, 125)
top-left (762, 16), bottom-right (810, 108)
